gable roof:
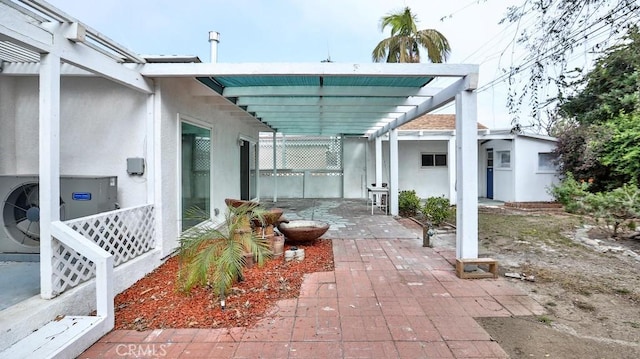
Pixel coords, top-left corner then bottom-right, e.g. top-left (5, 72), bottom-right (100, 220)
top-left (399, 114), bottom-right (487, 131)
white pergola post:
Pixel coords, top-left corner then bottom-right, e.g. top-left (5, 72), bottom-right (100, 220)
top-left (145, 93), bottom-right (155, 204)
top-left (389, 129), bottom-right (399, 216)
top-left (272, 132), bottom-right (277, 202)
top-left (375, 136), bottom-right (382, 187)
top-left (39, 53), bottom-right (61, 299)
top-left (448, 137), bottom-right (457, 204)
top-left (455, 90), bottom-right (479, 259)
top-left (150, 85), bottom-right (164, 252)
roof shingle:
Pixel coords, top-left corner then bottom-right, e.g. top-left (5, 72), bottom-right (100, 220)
top-left (399, 114), bottom-right (487, 130)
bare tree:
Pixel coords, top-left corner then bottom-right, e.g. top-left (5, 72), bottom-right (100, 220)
top-left (501, 0), bottom-right (640, 131)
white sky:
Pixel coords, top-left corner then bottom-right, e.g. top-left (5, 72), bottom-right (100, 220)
top-left (47, 0), bottom-right (532, 129)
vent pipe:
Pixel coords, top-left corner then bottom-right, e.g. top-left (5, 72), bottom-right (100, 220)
top-left (209, 31), bottom-right (220, 63)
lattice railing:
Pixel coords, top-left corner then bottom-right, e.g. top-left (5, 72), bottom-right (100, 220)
top-left (51, 205), bottom-right (155, 294)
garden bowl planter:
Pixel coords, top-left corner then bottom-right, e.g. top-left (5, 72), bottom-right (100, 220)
top-left (277, 220), bottom-right (330, 243)
top-left (251, 208), bottom-right (285, 228)
top-left (224, 198), bottom-right (259, 210)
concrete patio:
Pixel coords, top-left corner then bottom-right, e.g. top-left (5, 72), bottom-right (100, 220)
top-left (80, 199), bottom-right (543, 358)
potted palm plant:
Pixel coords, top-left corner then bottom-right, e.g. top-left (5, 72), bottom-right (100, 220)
top-left (176, 203), bottom-right (272, 298)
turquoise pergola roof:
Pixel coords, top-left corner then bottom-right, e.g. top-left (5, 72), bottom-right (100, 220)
top-left (141, 62), bottom-right (479, 138)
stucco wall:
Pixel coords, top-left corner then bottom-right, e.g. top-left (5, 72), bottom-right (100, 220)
top-left (482, 139), bottom-right (514, 202)
top-left (155, 78), bottom-right (263, 255)
top-left (512, 138), bottom-right (558, 202)
top-left (373, 139), bottom-right (451, 200)
top-left (397, 140), bottom-right (451, 199)
top-left (1, 75), bottom-right (266, 256)
top-left (0, 76), bottom-right (149, 208)
top-left (0, 76), bottom-right (18, 174)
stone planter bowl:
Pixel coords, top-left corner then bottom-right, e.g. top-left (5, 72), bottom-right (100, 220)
top-left (277, 220), bottom-right (330, 243)
top-left (251, 208), bottom-right (285, 227)
top-left (224, 198), bottom-right (259, 210)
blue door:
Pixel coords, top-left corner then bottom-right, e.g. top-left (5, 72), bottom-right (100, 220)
top-left (487, 149), bottom-right (494, 199)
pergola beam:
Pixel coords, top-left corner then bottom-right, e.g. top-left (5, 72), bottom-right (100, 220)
top-left (141, 62), bottom-right (480, 78)
top-left (368, 72), bottom-right (478, 140)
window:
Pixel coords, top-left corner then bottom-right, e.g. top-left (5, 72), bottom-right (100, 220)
top-left (497, 151), bottom-right (511, 168)
top-left (421, 153), bottom-right (447, 167)
top-left (538, 152), bottom-right (557, 171)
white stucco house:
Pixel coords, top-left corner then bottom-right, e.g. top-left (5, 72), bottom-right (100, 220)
top-left (361, 114), bottom-right (559, 203)
top-left (478, 130), bottom-right (559, 203)
top-left (1, 1), bottom-right (484, 357)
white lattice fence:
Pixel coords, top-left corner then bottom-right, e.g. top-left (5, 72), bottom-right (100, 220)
top-left (52, 205), bottom-right (156, 294)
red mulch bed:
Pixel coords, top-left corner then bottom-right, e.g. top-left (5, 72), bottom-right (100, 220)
top-left (114, 239), bottom-right (334, 330)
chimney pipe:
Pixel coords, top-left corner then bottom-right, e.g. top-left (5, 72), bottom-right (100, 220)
top-left (209, 31), bottom-right (220, 63)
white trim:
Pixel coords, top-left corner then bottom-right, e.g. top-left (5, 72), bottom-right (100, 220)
top-left (141, 62), bottom-right (480, 78)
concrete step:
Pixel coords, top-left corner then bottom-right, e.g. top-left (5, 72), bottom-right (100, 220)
top-left (0, 316), bottom-right (105, 359)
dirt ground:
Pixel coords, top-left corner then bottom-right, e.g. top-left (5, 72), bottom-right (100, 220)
top-left (461, 207), bottom-right (640, 359)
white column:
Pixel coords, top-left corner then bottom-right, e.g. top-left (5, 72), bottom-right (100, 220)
top-left (389, 129), bottom-right (399, 216)
top-left (455, 90), bottom-right (478, 259)
top-left (448, 137), bottom-right (457, 204)
top-left (255, 142), bottom-right (261, 201)
top-left (272, 132), bottom-right (277, 202)
top-left (151, 83), bottom-right (164, 252)
top-left (145, 92), bottom-right (155, 204)
top-left (39, 53), bottom-right (61, 299)
top-left (375, 136), bottom-right (382, 186)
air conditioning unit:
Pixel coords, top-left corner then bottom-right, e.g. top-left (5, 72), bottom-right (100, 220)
top-left (0, 175), bottom-right (118, 254)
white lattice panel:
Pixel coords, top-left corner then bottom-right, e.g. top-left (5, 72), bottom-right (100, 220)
top-left (52, 238), bottom-right (95, 294)
top-left (52, 205), bottom-right (156, 294)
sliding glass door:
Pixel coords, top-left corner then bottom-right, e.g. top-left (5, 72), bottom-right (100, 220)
top-left (181, 122), bottom-right (211, 230)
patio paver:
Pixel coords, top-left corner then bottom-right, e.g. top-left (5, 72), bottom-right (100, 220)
top-left (79, 199), bottom-right (541, 358)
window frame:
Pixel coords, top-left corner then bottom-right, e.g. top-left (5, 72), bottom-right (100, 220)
top-left (421, 153), bottom-right (447, 168)
top-left (537, 152), bottom-right (557, 172)
top-left (496, 150), bottom-right (511, 169)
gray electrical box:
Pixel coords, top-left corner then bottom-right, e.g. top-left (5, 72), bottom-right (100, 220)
top-left (127, 157), bottom-right (145, 175)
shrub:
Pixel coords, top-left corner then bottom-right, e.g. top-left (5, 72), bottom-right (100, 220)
top-left (548, 172), bottom-right (589, 213)
top-left (581, 183), bottom-right (640, 237)
top-left (550, 173), bottom-right (640, 237)
top-left (398, 190), bottom-right (421, 217)
top-left (421, 196), bottom-right (453, 226)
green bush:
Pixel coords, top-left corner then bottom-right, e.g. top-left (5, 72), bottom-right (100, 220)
top-left (421, 196), bottom-right (453, 226)
top-left (398, 190), bottom-right (421, 217)
top-left (550, 173), bottom-right (640, 237)
top-left (581, 183), bottom-right (640, 237)
top-left (548, 172), bottom-right (589, 213)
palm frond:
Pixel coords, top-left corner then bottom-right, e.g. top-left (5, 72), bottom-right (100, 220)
top-left (416, 29), bottom-right (451, 63)
top-left (374, 6), bottom-right (450, 64)
top-left (176, 203), bottom-right (274, 296)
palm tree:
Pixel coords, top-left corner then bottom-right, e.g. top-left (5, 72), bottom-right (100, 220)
top-left (372, 7), bottom-right (451, 63)
top-left (177, 203), bottom-right (271, 297)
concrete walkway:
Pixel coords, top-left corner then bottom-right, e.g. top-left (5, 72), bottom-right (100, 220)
top-left (80, 199), bottom-right (544, 358)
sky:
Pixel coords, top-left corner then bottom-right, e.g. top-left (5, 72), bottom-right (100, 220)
top-left (47, 0), bottom-right (529, 129)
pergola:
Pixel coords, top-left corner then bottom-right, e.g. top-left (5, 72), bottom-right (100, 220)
top-left (1, 1), bottom-right (479, 266)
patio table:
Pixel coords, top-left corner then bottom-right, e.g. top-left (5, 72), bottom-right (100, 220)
top-left (367, 186), bottom-right (389, 215)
